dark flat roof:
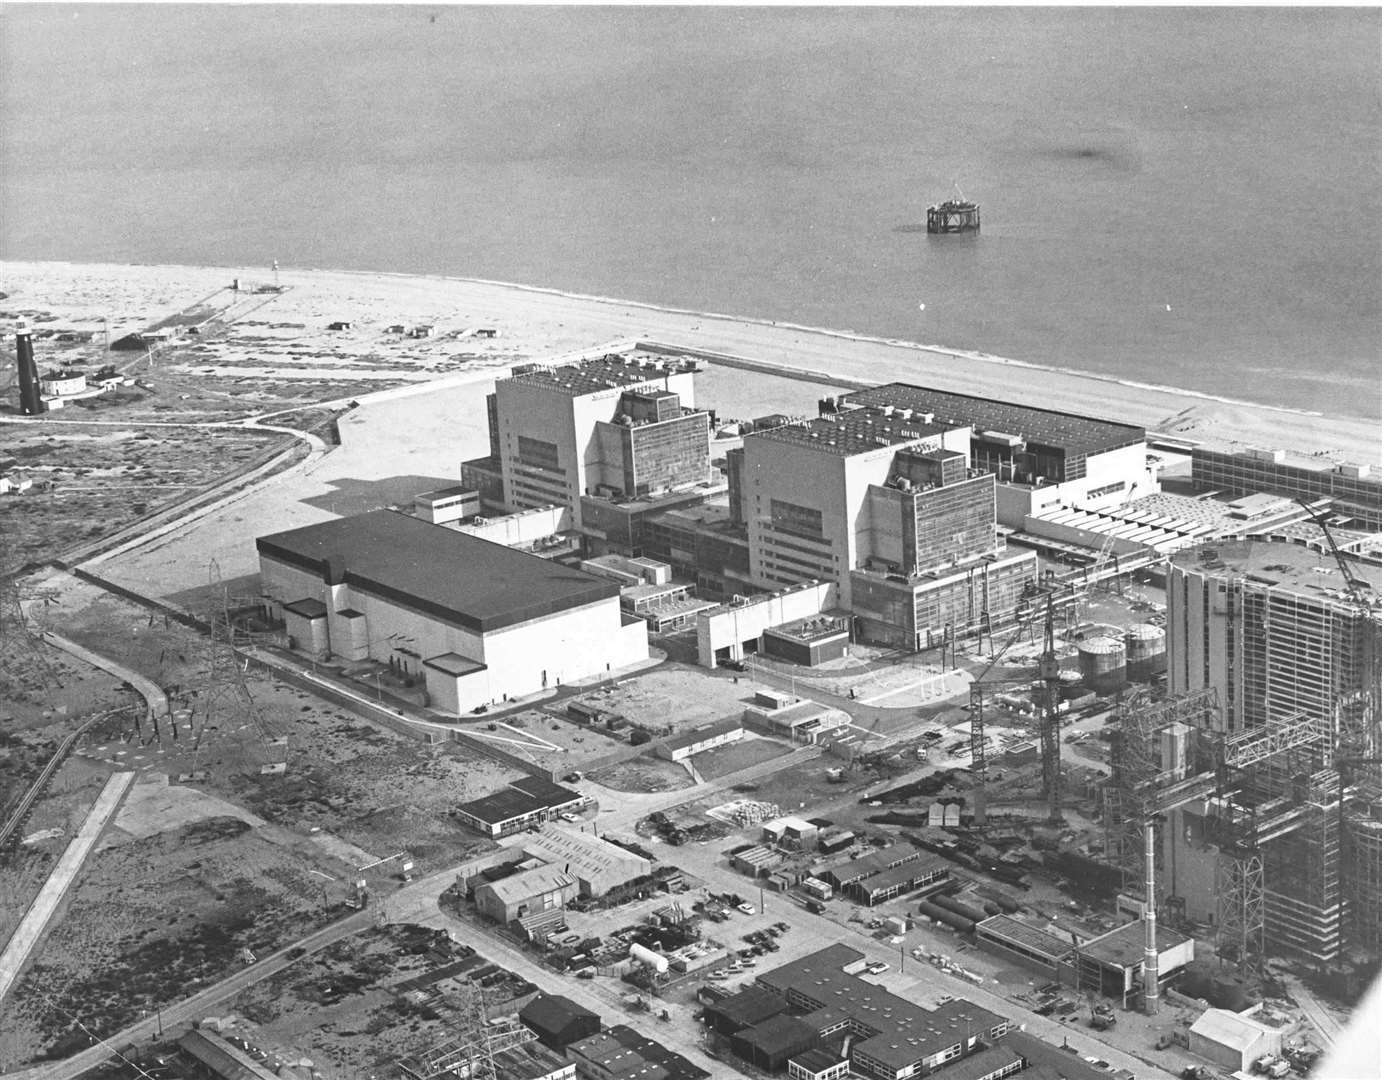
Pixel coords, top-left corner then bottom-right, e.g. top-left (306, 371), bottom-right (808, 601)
top-left (942, 1045), bottom-right (1025, 1080)
top-left (282, 598), bottom-right (327, 619)
top-left (790, 1048), bottom-right (848, 1073)
top-left (842, 383), bottom-right (1145, 457)
top-left (258, 510), bottom-right (619, 633)
top-left (423, 652), bottom-right (486, 677)
top-left (706, 985), bottom-right (789, 1030)
top-left (457, 777), bottom-right (583, 826)
top-left (1082, 918), bottom-right (1191, 968)
top-left (757, 946), bottom-right (1005, 1073)
top-left (663, 717), bottom-right (743, 752)
top-left (520, 992), bottom-right (600, 1033)
top-left (734, 1013), bottom-right (818, 1055)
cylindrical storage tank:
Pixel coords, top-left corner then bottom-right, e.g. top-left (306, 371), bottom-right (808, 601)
top-left (1124, 623), bottom-right (1167, 682)
top-left (988, 891), bottom-right (1021, 914)
top-left (982, 900), bottom-right (1002, 917)
top-left (1077, 636), bottom-right (1126, 695)
top-left (917, 901), bottom-right (976, 934)
top-left (1057, 670), bottom-right (1086, 701)
top-left (629, 942), bottom-right (668, 974)
top-left (931, 894), bottom-right (988, 924)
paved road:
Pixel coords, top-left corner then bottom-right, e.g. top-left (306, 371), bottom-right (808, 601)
top-left (2, 910), bottom-right (372, 1080)
top-left (0, 772), bottom-right (137, 1011)
top-left (41, 629), bottom-right (168, 722)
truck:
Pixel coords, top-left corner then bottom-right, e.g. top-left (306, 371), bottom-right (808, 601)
top-left (805, 898), bottom-right (827, 915)
top-left (1090, 1002), bottom-right (1117, 1030)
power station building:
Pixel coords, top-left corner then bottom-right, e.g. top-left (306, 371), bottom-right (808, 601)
top-left (467, 350), bottom-right (713, 532)
top-left (1166, 539), bottom-right (1378, 736)
top-left (1162, 537), bottom-right (1382, 964)
top-left (256, 510), bottom-right (648, 715)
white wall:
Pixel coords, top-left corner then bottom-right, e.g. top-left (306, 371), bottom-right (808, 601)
top-left (455, 505), bottom-right (570, 546)
top-left (262, 551), bottom-right (646, 712)
top-left (696, 581), bottom-right (837, 667)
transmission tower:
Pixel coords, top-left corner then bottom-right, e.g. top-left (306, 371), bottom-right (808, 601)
top-left (0, 571), bottom-right (61, 691)
top-left (190, 560), bottom-right (270, 752)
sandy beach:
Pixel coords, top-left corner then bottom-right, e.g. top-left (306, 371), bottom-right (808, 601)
top-left (4, 259), bottom-right (1374, 464)
top-left (2, 258), bottom-right (1374, 611)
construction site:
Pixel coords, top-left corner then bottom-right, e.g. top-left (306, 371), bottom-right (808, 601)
top-left (2, 262), bottom-right (1380, 1080)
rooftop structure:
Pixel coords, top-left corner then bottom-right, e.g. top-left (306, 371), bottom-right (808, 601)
top-left (754, 412), bottom-right (954, 458)
top-left (505, 350), bottom-right (702, 397)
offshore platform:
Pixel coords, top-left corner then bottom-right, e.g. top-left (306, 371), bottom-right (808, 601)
top-left (927, 189), bottom-right (981, 234)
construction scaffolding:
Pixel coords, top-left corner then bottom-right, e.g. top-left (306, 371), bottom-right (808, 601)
top-left (1104, 688), bottom-right (1218, 894)
top-left (396, 984), bottom-right (535, 1080)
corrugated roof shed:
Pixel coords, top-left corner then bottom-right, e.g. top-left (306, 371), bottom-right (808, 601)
top-left (662, 716), bottom-right (742, 752)
top-left (523, 826), bottom-right (651, 894)
top-left (476, 865), bottom-right (575, 905)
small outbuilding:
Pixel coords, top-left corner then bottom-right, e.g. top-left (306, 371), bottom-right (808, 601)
top-left (1188, 1008), bottom-right (1284, 1074)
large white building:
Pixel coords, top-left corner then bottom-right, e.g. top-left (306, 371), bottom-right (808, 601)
top-left (470, 350), bottom-right (712, 532)
top-left (257, 510), bottom-right (647, 714)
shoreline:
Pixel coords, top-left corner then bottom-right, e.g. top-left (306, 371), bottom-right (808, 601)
top-left (3, 259), bottom-right (1376, 466)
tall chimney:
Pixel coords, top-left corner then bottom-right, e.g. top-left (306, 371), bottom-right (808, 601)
top-left (16, 330), bottom-right (43, 416)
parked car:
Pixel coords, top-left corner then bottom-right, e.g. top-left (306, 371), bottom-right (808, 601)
top-left (737, 902), bottom-right (757, 915)
top-left (865, 961), bottom-right (890, 974)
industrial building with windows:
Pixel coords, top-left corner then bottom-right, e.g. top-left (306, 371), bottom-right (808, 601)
top-left (832, 384), bottom-right (1152, 528)
top-left (725, 387), bottom-right (1044, 656)
top-left (1191, 444), bottom-right (1382, 529)
top-left (453, 777), bottom-right (586, 839)
top-left (469, 349), bottom-right (712, 532)
top-left (740, 944), bottom-right (1011, 1080)
top-left (1161, 536), bottom-right (1382, 965)
top-left (256, 510), bottom-right (648, 715)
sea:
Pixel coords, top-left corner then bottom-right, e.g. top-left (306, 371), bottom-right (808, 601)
top-left (1, 5), bottom-right (1379, 421)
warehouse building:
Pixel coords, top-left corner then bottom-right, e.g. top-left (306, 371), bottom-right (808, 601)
top-left (454, 777), bottom-right (585, 839)
top-left (257, 511), bottom-right (647, 715)
top-left (521, 825), bottom-right (652, 898)
top-left (755, 945), bottom-right (1010, 1080)
top-left (474, 865), bottom-right (577, 924)
top-left (519, 994), bottom-right (602, 1051)
top-left (850, 853), bottom-right (949, 906)
top-left (820, 844), bottom-right (924, 892)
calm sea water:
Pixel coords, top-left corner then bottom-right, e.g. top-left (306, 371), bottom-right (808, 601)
top-left (2, 6), bottom-right (1379, 420)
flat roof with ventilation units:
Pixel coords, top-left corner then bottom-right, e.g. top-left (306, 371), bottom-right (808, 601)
top-left (841, 383), bottom-right (1145, 459)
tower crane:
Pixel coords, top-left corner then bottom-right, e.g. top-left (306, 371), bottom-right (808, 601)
top-left (968, 587), bottom-right (1068, 826)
